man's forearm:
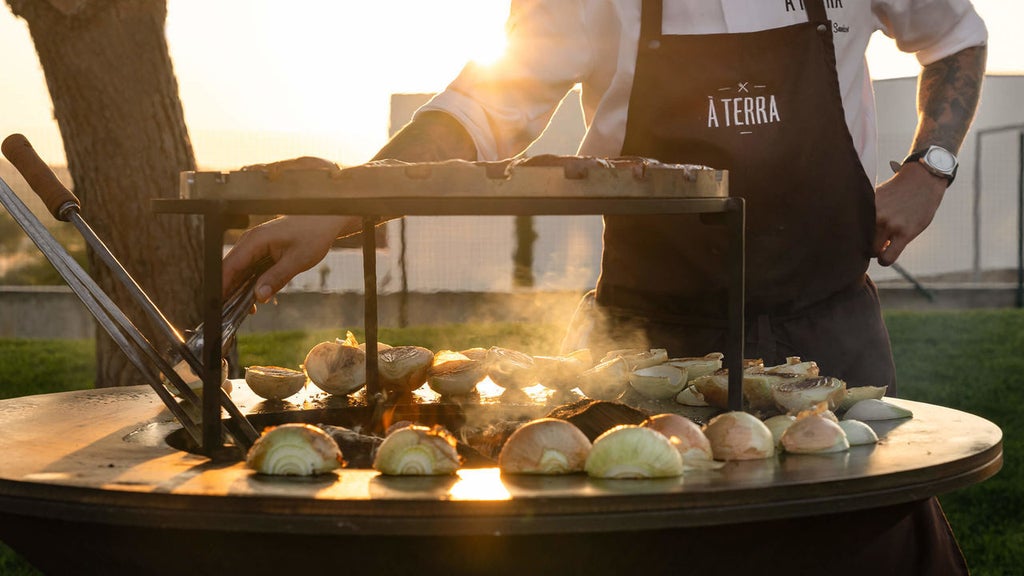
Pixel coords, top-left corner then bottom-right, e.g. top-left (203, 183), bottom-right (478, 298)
top-left (911, 45), bottom-right (987, 154)
top-left (373, 110), bottom-right (479, 162)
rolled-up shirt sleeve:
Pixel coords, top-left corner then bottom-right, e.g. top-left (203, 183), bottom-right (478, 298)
top-left (418, 0), bottom-right (593, 161)
top-left (873, 0), bottom-right (987, 65)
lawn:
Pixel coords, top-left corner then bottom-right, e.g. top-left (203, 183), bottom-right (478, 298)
top-left (0, 310), bottom-right (1020, 575)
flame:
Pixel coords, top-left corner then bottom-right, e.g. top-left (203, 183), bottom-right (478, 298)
top-left (448, 468), bottom-right (511, 501)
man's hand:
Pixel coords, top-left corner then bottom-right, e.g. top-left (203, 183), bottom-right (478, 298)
top-left (223, 214), bottom-right (358, 302)
top-left (221, 111), bottom-right (477, 303)
top-left (872, 163), bottom-right (946, 266)
top-left (224, 156), bottom-right (352, 301)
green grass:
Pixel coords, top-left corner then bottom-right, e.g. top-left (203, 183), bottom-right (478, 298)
top-left (0, 311), bottom-right (1020, 574)
top-left (0, 338), bottom-right (95, 399)
top-left (886, 310), bottom-right (1024, 575)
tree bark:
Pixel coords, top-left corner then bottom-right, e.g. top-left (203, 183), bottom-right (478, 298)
top-left (7, 0), bottom-right (203, 387)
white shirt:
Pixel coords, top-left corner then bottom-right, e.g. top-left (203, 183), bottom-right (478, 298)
top-left (419, 0), bottom-right (987, 182)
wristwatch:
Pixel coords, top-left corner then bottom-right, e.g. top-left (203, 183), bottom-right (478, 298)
top-left (888, 145), bottom-right (958, 187)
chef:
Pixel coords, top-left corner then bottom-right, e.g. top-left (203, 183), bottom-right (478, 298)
top-left (224, 1), bottom-right (986, 572)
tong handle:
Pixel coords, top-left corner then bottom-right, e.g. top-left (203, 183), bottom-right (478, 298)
top-left (2, 134), bottom-right (81, 222)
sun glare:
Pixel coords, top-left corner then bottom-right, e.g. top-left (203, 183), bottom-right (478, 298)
top-left (468, 29), bottom-right (508, 66)
top-left (166, 1), bottom-right (513, 166)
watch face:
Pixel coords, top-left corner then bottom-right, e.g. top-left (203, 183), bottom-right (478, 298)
top-left (925, 147), bottom-right (957, 173)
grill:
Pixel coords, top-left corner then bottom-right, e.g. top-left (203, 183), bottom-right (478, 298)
top-left (0, 136), bottom-right (1003, 574)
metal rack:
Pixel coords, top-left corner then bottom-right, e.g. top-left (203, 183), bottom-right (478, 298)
top-left (153, 163), bottom-right (746, 455)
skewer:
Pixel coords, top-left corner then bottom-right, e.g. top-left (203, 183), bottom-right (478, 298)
top-left (1, 134), bottom-right (258, 450)
top-left (0, 175), bottom-right (205, 444)
top-left (58, 205), bottom-right (261, 447)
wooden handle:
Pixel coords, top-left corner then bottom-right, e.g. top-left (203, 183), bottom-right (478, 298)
top-left (2, 134), bottom-right (80, 221)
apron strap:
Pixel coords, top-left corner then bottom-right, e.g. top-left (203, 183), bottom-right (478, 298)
top-left (642, 0), bottom-right (829, 39)
top-left (639, 0), bottom-right (662, 44)
top-left (805, 0), bottom-right (828, 23)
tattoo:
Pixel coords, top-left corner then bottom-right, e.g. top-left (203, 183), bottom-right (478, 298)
top-left (373, 111), bottom-right (478, 162)
top-left (913, 45), bottom-right (987, 154)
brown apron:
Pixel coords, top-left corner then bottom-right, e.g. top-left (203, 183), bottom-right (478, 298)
top-left (591, 0), bottom-right (895, 391)
top-left (579, 1), bottom-right (967, 572)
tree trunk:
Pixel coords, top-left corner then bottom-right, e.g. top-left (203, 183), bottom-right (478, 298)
top-left (7, 0), bottom-right (203, 387)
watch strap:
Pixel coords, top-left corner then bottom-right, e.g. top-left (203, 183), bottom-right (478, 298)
top-left (889, 148), bottom-right (957, 187)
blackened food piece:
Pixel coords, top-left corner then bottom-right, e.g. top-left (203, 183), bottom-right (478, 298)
top-left (545, 399), bottom-right (649, 442)
top-left (461, 420), bottom-right (524, 462)
top-left (317, 424), bottom-right (383, 469)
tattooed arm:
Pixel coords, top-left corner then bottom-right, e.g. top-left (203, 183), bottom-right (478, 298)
top-left (372, 111), bottom-right (478, 162)
top-left (873, 45), bottom-right (987, 266)
top-left (223, 111), bottom-right (478, 300)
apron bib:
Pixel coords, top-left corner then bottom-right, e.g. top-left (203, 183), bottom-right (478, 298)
top-left (598, 0), bottom-right (875, 317)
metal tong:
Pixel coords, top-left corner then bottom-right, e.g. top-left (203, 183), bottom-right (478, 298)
top-left (0, 134), bottom-right (259, 452)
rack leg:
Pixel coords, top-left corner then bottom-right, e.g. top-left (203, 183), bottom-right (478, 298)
top-left (726, 198), bottom-right (746, 412)
top-left (362, 217), bottom-right (380, 400)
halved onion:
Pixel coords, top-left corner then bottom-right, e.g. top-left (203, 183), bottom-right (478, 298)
top-left (486, 347), bottom-right (537, 390)
top-left (780, 413), bottom-right (850, 454)
top-left (837, 385), bottom-right (889, 413)
top-left (842, 399), bottom-right (913, 421)
top-left (666, 353), bottom-right (723, 382)
top-left (245, 423), bottom-right (343, 476)
top-left (692, 372), bottom-right (794, 413)
top-left (762, 414), bottom-right (797, 447)
top-left (373, 425), bottom-right (462, 475)
top-left (428, 350), bottom-right (486, 396)
top-left (584, 425), bottom-right (683, 479)
top-left (303, 335), bottom-right (366, 396)
top-left (459, 347), bottom-right (489, 362)
top-left (577, 356), bottom-right (630, 400)
top-left (641, 413), bottom-right (712, 463)
top-left (629, 364), bottom-right (687, 400)
top-left (533, 349), bottom-right (592, 391)
top-left (765, 356), bottom-right (820, 376)
top-left (838, 419), bottom-right (880, 446)
top-left (378, 345), bottom-right (434, 394)
top-left (772, 376), bottom-right (847, 414)
top-left (604, 348), bottom-right (669, 371)
top-left (498, 418), bottom-right (592, 474)
top-left (675, 385), bottom-right (709, 407)
top-left (704, 411), bottom-right (775, 461)
top-left (244, 365), bottom-right (306, 400)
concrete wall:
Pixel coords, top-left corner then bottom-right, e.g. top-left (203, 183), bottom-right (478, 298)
top-left (0, 286), bottom-right (585, 340)
top-left (1, 285), bottom-right (1016, 341)
top-left (0, 287), bottom-right (96, 339)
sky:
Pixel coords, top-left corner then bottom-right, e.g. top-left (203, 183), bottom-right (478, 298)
top-left (1, 0), bottom-right (1022, 169)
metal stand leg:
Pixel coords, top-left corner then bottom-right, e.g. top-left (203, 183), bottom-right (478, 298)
top-left (726, 198), bottom-right (746, 412)
top-left (362, 217), bottom-right (380, 401)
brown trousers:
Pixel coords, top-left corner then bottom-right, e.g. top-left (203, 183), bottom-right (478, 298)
top-left (563, 276), bottom-right (967, 574)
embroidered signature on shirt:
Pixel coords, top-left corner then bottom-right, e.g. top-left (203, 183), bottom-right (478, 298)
top-left (781, 0), bottom-right (851, 34)
top-left (784, 0), bottom-right (845, 10)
